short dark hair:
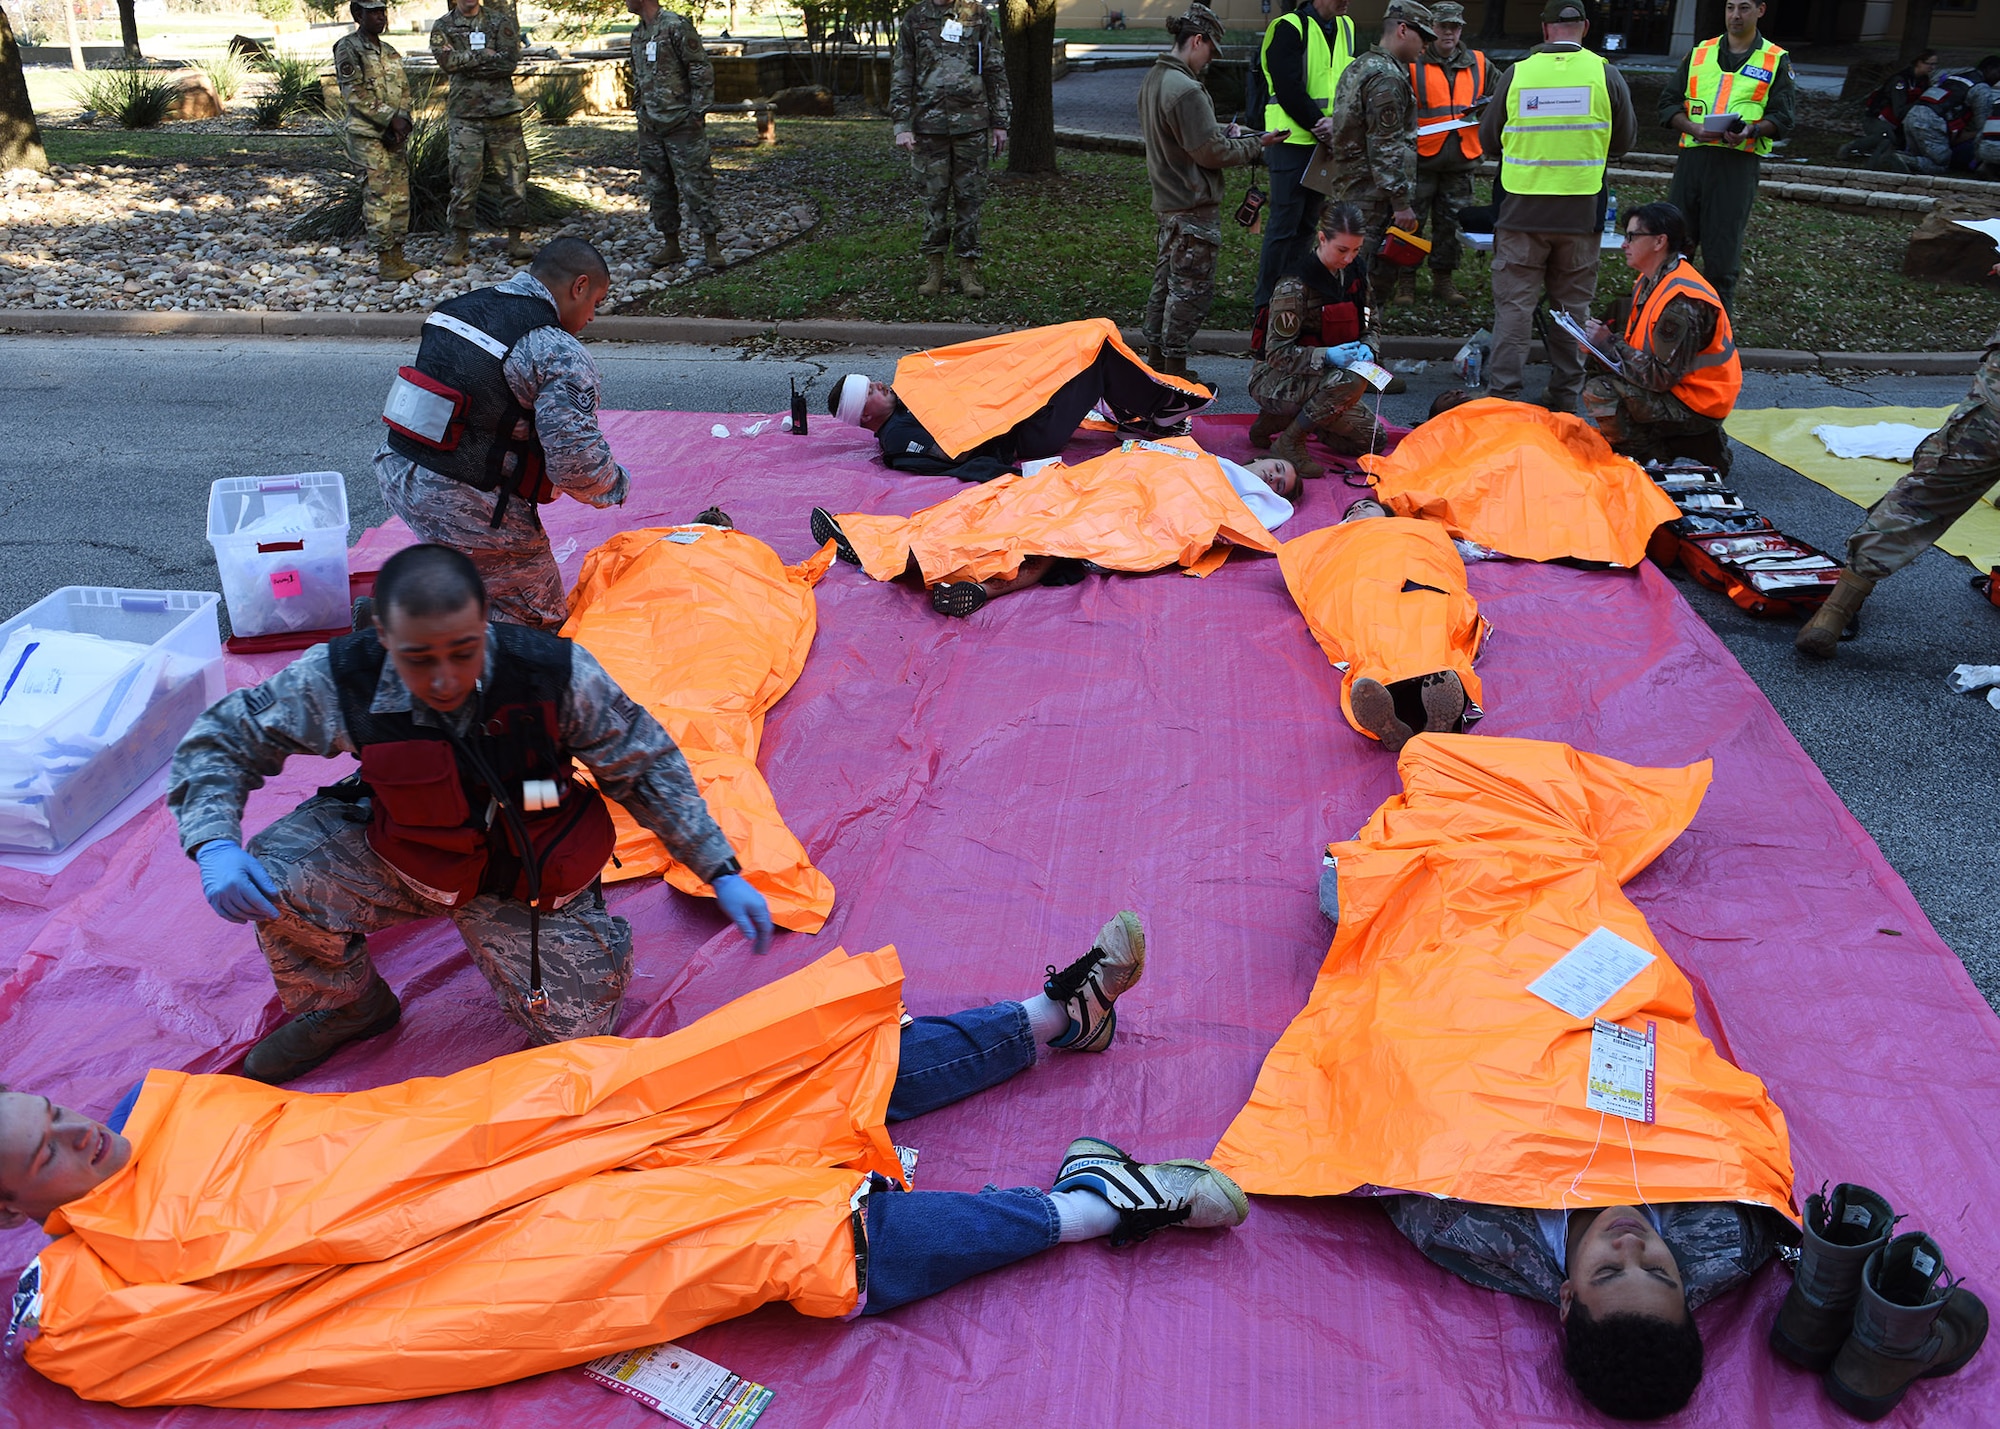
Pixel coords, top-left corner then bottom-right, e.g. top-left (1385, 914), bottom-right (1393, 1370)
top-left (1317, 201), bottom-right (1367, 239)
top-left (374, 545), bottom-right (487, 626)
top-left (1563, 1304), bottom-right (1705, 1420)
top-left (1630, 201), bottom-right (1687, 254)
top-left (1979, 54), bottom-right (2000, 78)
top-left (530, 237), bottom-right (609, 290)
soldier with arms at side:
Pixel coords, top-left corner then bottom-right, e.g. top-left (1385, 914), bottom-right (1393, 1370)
top-left (890, 0), bottom-right (1010, 299)
top-left (333, 0), bottom-right (415, 283)
top-left (1318, 0), bottom-right (1432, 300)
top-left (1399, 1), bottom-right (1489, 309)
top-left (626, 0), bottom-right (723, 270)
top-left (432, 0), bottom-right (533, 266)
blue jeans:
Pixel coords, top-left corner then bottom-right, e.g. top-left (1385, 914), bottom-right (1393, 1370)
top-left (862, 1001), bottom-right (1063, 1314)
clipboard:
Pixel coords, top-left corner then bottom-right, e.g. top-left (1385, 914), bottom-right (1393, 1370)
top-left (1552, 309), bottom-right (1623, 374)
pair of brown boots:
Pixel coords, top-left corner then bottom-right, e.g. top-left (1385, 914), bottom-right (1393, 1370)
top-left (1770, 1183), bottom-right (1988, 1420)
top-left (918, 253), bottom-right (985, 297)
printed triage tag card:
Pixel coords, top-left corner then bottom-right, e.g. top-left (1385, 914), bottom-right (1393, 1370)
top-left (584, 1342), bottom-right (772, 1427)
top-left (940, 17), bottom-right (963, 41)
top-left (1345, 358), bottom-right (1394, 391)
top-left (1585, 1019), bottom-right (1657, 1123)
top-left (1527, 926), bottom-right (1655, 1020)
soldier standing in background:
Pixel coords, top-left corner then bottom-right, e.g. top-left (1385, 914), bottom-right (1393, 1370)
top-left (626, 0), bottom-right (723, 270)
top-left (333, 0), bottom-right (416, 283)
top-left (1251, 0), bottom-right (1357, 312)
top-left (890, 0), bottom-right (1010, 298)
top-left (433, 0), bottom-right (532, 266)
top-left (1401, 1), bottom-right (1487, 308)
top-left (1319, 1), bottom-right (1431, 301)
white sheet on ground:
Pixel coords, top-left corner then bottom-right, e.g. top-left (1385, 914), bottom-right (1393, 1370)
top-left (1811, 422), bottom-right (1938, 462)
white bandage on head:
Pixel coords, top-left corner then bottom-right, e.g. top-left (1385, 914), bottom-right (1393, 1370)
top-left (835, 373), bottom-right (872, 426)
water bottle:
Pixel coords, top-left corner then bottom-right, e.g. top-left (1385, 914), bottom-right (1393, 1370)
top-left (1604, 190), bottom-right (1618, 238)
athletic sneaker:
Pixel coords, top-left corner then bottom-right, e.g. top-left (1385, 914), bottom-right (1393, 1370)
top-left (1053, 1137), bottom-right (1250, 1245)
top-left (930, 581), bottom-right (990, 618)
top-left (809, 507), bottom-right (860, 565)
top-left (1043, 910), bottom-right (1146, 1052)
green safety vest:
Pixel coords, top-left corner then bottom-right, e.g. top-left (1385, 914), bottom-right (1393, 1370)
top-left (1680, 35), bottom-right (1786, 156)
top-left (1260, 10), bottom-right (1356, 145)
top-left (1499, 46), bottom-right (1612, 196)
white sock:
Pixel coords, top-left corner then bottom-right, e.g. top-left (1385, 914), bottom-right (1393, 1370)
top-left (1020, 992), bottom-right (1071, 1045)
top-left (1050, 1187), bottom-right (1122, 1243)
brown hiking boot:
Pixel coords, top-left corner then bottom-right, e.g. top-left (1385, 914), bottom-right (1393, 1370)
top-left (958, 257), bottom-right (986, 297)
top-left (1771, 1184), bottom-right (1895, 1373)
top-left (1272, 419), bottom-right (1324, 480)
top-left (1349, 677), bottom-right (1416, 753)
top-left (1390, 271), bottom-right (1416, 307)
top-left (650, 232), bottom-right (685, 268)
top-left (1432, 270), bottom-right (1467, 307)
top-left (1797, 569), bottom-right (1875, 658)
top-left (1418, 670), bottom-right (1466, 733)
top-left (1144, 342), bottom-right (1164, 370)
top-left (1827, 1233), bottom-right (1988, 1420)
top-left (1248, 410), bottom-right (1287, 450)
top-left (242, 973), bottom-right (401, 1084)
top-left (917, 252), bottom-right (947, 297)
top-left (444, 228), bottom-right (471, 266)
top-left (1159, 352), bottom-right (1202, 387)
top-left (377, 244), bottom-right (418, 283)
top-left (703, 233), bottom-right (725, 267)
top-left (506, 228), bottom-right (534, 260)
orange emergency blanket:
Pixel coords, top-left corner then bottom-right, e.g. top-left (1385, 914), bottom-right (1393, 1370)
top-left (1279, 517), bottom-right (1487, 740)
top-left (1360, 398), bottom-right (1680, 567)
top-left (25, 947), bottom-right (906, 1408)
top-left (892, 318), bottom-right (1210, 459)
top-left (562, 523), bottom-right (836, 932)
top-left (838, 437), bottom-right (1283, 588)
top-left (1212, 735), bottom-right (1795, 1217)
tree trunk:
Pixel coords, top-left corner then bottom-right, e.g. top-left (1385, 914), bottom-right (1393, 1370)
top-left (117, 0), bottom-right (141, 58)
top-left (1898, 0), bottom-right (1934, 61)
top-left (998, 0), bottom-right (1056, 175)
top-left (0, 3), bottom-right (49, 171)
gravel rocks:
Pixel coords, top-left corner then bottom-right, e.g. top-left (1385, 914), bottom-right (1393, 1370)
top-left (0, 156), bottom-right (817, 314)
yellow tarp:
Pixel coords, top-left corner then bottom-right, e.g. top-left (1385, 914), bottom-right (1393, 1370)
top-left (1724, 405), bottom-right (2000, 570)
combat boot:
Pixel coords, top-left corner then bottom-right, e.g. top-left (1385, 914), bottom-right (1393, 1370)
top-left (917, 252), bottom-right (948, 297)
top-left (1248, 410), bottom-right (1287, 449)
top-left (1159, 352), bottom-right (1202, 387)
top-left (241, 972), bottom-right (401, 1085)
top-left (1145, 343), bottom-right (1165, 370)
top-left (506, 228), bottom-right (533, 260)
top-left (1272, 415), bottom-right (1324, 480)
top-left (1796, 569), bottom-right (1875, 658)
top-left (1826, 1232), bottom-right (1988, 1420)
top-left (650, 232), bottom-right (684, 268)
top-left (377, 244), bottom-right (418, 283)
top-left (1432, 270), bottom-right (1468, 307)
top-left (958, 258), bottom-right (986, 298)
top-left (444, 228), bottom-right (471, 266)
top-left (1390, 270), bottom-right (1416, 307)
top-left (703, 233), bottom-right (725, 268)
top-left (1770, 1183), bottom-right (1895, 1372)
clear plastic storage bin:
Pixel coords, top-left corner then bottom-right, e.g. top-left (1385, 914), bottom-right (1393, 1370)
top-left (207, 473), bottom-right (352, 638)
top-left (0, 587), bottom-right (224, 853)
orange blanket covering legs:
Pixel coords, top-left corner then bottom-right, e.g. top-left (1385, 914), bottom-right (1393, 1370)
top-left (563, 523), bottom-right (837, 932)
top-left (27, 947), bottom-right (906, 1407)
top-left (1213, 735), bottom-right (1795, 1218)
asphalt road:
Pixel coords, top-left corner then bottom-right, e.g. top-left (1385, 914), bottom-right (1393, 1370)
top-left (2, 333), bottom-right (1994, 1009)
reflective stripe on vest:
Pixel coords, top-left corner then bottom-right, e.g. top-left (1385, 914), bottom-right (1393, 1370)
top-left (1409, 50), bottom-right (1489, 158)
top-left (1621, 260), bottom-right (1741, 421)
top-left (1500, 48), bottom-right (1611, 197)
top-left (1261, 11), bottom-right (1355, 145)
top-left (1919, 73), bottom-right (1979, 138)
top-left (1679, 35), bottom-right (1786, 156)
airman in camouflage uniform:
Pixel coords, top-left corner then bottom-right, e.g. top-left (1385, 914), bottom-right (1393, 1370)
top-left (1247, 223), bottom-right (1386, 478)
top-left (1799, 323), bottom-right (2000, 657)
top-left (432, 0), bottom-right (532, 264)
top-left (625, 0), bottom-right (722, 269)
top-left (332, 0), bottom-right (416, 282)
top-left (1318, 0), bottom-right (1432, 294)
top-left (167, 627), bottom-right (742, 1052)
top-left (890, 0), bottom-right (1010, 297)
top-left (1402, 1), bottom-right (1489, 307)
top-left (374, 266), bottom-right (632, 631)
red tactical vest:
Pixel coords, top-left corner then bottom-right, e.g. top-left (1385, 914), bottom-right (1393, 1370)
top-left (1251, 260), bottom-right (1366, 360)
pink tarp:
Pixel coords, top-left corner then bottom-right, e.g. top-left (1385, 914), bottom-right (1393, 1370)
top-left (3, 410), bottom-right (1997, 1426)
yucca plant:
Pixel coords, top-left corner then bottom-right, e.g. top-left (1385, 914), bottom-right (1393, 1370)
top-left (249, 53), bottom-right (329, 128)
top-left (195, 51), bottom-right (252, 103)
top-left (73, 64), bottom-right (179, 129)
top-left (529, 70), bottom-right (587, 126)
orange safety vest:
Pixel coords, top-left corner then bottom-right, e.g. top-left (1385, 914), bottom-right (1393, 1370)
top-left (1278, 517), bottom-right (1487, 741)
top-left (1622, 257), bottom-right (1742, 420)
top-left (1408, 50), bottom-right (1489, 159)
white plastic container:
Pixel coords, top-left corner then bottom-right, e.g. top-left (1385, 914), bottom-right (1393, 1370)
top-left (0, 587), bottom-right (224, 853)
top-left (207, 473), bottom-right (352, 638)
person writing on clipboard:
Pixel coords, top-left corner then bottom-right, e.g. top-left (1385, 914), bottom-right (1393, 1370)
top-left (1579, 200), bottom-right (1742, 477)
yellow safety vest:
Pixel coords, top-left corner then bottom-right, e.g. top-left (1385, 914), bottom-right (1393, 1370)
top-left (1680, 35), bottom-right (1786, 156)
top-left (1499, 46), bottom-right (1612, 197)
top-left (1260, 10), bottom-right (1356, 145)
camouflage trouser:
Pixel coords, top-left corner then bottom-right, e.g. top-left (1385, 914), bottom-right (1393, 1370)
top-left (1247, 364), bottom-right (1386, 456)
top-left (246, 796), bottom-right (633, 1043)
top-left (1141, 211), bottom-right (1221, 362)
top-left (1413, 167), bottom-right (1473, 273)
top-left (345, 130), bottom-right (410, 252)
top-left (374, 448), bottom-right (567, 631)
top-left (638, 118), bottom-right (719, 237)
top-left (447, 114), bottom-right (529, 232)
top-left (1582, 373), bottom-right (1728, 472)
top-left (1343, 190), bottom-right (1398, 305)
top-left (914, 130), bottom-right (988, 257)
top-left (1846, 397), bottom-right (2000, 581)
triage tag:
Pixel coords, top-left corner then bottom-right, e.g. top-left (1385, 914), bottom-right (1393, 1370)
top-left (584, 1342), bottom-right (773, 1428)
top-left (940, 16), bottom-right (963, 41)
top-left (469, 30), bottom-right (486, 48)
top-left (645, 40), bottom-right (658, 60)
top-left (1585, 1018), bottom-right (1656, 1122)
top-left (1345, 358), bottom-right (1394, 391)
top-left (1528, 926), bottom-right (1656, 1020)
top-left (269, 570), bottom-right (303, 599)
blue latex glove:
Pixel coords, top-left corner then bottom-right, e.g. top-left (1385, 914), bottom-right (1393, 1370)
top-left (1325, 341), bottom-right (1374, 369)
top-left (195, 839), bottom-right (280, 923)
top-left (713, 872), bottom-right (774, 954)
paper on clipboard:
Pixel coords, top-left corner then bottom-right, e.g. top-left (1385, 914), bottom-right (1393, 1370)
top-left (1551, 309), bottom-right (1623, 374)
top-left (1416, 118), bottom-right (1479, 136)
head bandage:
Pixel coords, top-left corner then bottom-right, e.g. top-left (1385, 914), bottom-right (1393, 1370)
top-left (835, 374), bottom-right (871, 426)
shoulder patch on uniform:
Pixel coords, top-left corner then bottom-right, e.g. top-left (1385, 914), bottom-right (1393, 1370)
top-left (337, 59), bottom-right (356, 76)
top-left (1272, 306), bottom-right (1301, 339)
top-left (244, 685), bottom-right (277, 716)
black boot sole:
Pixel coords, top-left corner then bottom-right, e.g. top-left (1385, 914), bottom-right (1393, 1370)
top-left (242, 1000), bottom-right (403, 1085)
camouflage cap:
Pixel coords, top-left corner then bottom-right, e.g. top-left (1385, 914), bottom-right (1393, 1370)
top-left (1541, 0), bottom-right (1587, 20)
top-left (1431, 2), bottom-right (1466, 23)
top-left (1383, 0), bottom-right (1437, 40)
top-left (351, 0), bottom-right (389, 8)
top-left (1170, 2), bottom-right (1227, 45)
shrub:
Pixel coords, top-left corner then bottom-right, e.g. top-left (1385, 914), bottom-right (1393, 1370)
top-left (72, 64), bottom-right (180, 130)
top-left (249, 53), bottom-right (329, 129)
top-left (529, 71), bottom-right (588, 126)
top-left (195, 51), bottom-right (252, 103)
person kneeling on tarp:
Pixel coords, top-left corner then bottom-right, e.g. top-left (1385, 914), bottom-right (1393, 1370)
top-left (1581, 202), bottom-right (1742, 477)
top-left (809, 436), bottom-right (1297, 618)
top-left (2, 921), bottom-right (1251, 1409)
top-left (1245, 202), bottom-right (1392, 481)
top-left (167, 544), bottom-right (774, 1085)
top-left (829, 317), bottom-right (1215, 483)
top-left (1280, 496), bottom-right (1488, 751)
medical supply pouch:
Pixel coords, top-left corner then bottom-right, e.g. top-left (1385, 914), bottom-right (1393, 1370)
top-left (1679, 530), bottom-right (1840, 619)
top-left (382, 365), bottom-right (469, 450)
